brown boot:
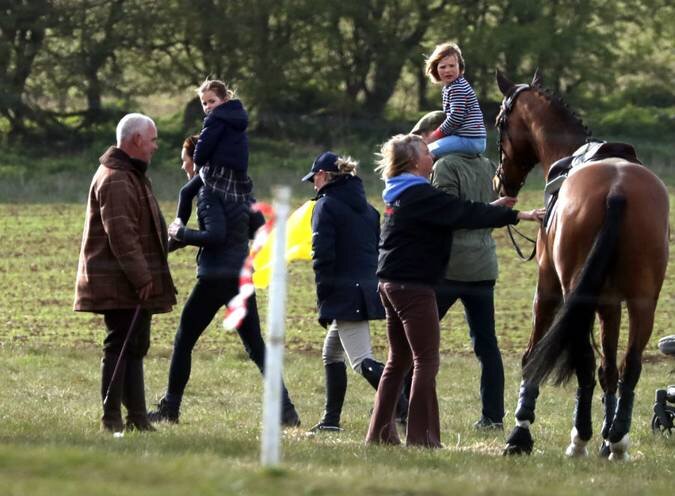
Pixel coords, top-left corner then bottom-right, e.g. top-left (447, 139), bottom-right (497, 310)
top-left (101, 353), bottom-right (125, 433)
top-left (123, 358), bottom-right (156, 432)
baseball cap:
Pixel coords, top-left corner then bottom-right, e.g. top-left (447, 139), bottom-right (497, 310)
top-left (301, 151), bottom-right (339, 182)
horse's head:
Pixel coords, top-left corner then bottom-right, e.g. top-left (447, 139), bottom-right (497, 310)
top-left (494, 70), bottom-right (543, 197)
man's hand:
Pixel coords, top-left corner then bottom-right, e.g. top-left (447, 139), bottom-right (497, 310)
top-left (137, 281), bottom-right (153, 301)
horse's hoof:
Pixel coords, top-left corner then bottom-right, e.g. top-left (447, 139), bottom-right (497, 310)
top-left (608, 434), bottom-right (630, 461)
top-left (565, 427), bottom-right (589, 457)
top-left (503, 426), bottom-right (533, 456)
top-left (598, 440), bottom-right (611, 458)
top-left (503, 443), bottom-right (532, 456)
top-left (565, 443), bottom-right (588, 457)
top-left (608, 451), bottom-right (630, 461)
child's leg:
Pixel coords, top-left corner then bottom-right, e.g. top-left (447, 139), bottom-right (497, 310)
top-left (175, 175), bottom-right (203, 224)
top-left (428, 136), bottom-right (486, 159)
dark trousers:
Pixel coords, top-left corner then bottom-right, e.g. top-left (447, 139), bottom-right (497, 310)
top-left (166, 278), bottom-right (292, 407)
top-left (435, 279), bottom-right (504, 422)
top-left (103, 308), bottom-right (152, 359)
top-left (101, 308), bottom-right (152, 427)
top-left (366, 281), bottom-right (441, 448)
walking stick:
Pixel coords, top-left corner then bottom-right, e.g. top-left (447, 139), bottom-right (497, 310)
top-left (103, 304), bottom-right (142, 407)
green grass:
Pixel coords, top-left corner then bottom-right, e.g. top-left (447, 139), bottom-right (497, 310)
top-left (2, 348), bottom-right (675, 495)
top-left (0, 189), bottom-right (674, 495)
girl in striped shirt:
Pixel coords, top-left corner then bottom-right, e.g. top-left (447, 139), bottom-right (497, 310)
top-left (424, 42), bottom-right (486, 159)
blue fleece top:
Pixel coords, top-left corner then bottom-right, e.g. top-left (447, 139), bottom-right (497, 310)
top-left (382, 173), bottom-right (430, 203)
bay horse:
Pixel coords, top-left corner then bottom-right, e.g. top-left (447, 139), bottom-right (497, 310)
top-left (494, 70), bottom-right (670, 460)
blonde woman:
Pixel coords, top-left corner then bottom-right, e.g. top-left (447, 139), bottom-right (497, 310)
top-left (365, 134), bottom-right (543, 448)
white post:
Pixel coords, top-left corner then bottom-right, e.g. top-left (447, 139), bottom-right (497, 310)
top-left (260, 185), bottom-right (291, 467)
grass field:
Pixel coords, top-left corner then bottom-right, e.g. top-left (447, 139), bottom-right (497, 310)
top-left (0, 188), bottom-right (674, 495)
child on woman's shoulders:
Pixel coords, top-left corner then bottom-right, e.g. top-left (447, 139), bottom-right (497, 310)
top-left (172, 79), bottom-right (252, 233)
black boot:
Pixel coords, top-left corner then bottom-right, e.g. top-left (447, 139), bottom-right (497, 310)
top-left (148, 395), bottom-right (180, 424)
top-left (361, 358), bottom-right (409, 425)
top-left (309, 362), bottom-right (347, 433)
top-left (101, 353), bottom-right (125, 433)
top-left (360, 358), bottom-right (383, 390)
top-left (123, 358), bottom-right (155, 432)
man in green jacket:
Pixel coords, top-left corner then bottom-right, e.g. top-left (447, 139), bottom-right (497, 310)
top-left (412, 111), bottom-right (505, 430)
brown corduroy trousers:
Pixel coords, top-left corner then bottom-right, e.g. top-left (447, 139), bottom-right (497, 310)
top-left (365, 281), bottom-right (441, 448)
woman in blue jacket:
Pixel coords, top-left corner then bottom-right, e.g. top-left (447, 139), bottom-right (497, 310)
top-left (303, 151), bottom-right (406, 433)
top-left (149, 136), bottom-right (300, 426)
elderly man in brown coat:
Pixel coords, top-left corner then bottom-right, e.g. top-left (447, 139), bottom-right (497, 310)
top-left (74, 113), bottom-right (176, 433)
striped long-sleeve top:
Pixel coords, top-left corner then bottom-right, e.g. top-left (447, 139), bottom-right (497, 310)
top-left (436, 76), bottom-right (486, 138)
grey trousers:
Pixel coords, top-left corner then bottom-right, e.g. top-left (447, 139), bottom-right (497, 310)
top-left (322, 320), bottom-right (374, 373)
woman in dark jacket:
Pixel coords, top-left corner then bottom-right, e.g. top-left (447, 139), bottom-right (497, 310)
top-left (303, 151), bottom-right (405, 433)
top-left (365, 134), bottom-right (543, 448)
top-left (149, 136), bottom-right (300, 426)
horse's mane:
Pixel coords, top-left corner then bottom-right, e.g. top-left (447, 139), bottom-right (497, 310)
top-left (532, 85), bottom-right (592, 139)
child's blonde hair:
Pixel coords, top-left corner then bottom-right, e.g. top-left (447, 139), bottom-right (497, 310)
top-left (197, 78), bottom-right (235, 100)
top-left (424, 42), bottom-right (465, 84)
top-left (375, 134), bottom-right (425, 180)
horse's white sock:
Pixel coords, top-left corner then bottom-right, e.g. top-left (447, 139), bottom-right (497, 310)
top-left (609, 434), bottom-right (630, 461)
top-left (565, 427), bottom-right (589, 457)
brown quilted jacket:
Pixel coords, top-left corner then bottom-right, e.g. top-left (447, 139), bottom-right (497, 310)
top-left (74, 146), bottom-right (177, 313)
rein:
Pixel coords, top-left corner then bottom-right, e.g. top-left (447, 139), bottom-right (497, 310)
top-left (496, 83), bottom-right (537, 261)
top-left (506, 224), bottom-right (537, 261)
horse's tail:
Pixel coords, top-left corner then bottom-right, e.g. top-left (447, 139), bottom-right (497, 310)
top-left (523, 192), bottom-right (626, 386)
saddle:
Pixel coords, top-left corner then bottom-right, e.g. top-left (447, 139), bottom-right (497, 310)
top-left (543, 140), bottom-right (642, 227)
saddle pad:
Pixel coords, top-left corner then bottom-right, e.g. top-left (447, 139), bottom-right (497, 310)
top-left (542, 140), bottom-right (641, 230)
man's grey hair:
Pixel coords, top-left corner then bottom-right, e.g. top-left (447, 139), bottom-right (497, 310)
top-left (116, 113), bottom-right (155, 145)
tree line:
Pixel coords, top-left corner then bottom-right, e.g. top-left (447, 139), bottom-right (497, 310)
top-left (1, 0), bottom-right (673, 143)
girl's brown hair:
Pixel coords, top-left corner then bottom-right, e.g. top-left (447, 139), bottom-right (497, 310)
top-left (197, 79), bottom-right (235, 100)
top-left (424, 42), bottom-right (465, 84)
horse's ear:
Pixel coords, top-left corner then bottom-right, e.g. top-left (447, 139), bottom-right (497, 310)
top-left (496, 70), bottom-right (514, 96)
top-left (531, 68), bottom-right (543, 87)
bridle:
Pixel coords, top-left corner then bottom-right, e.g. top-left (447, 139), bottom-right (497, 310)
top-left (494, 83), bottom-right (530, 197)
top-left (495, 83), bottom-right (537, 261)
